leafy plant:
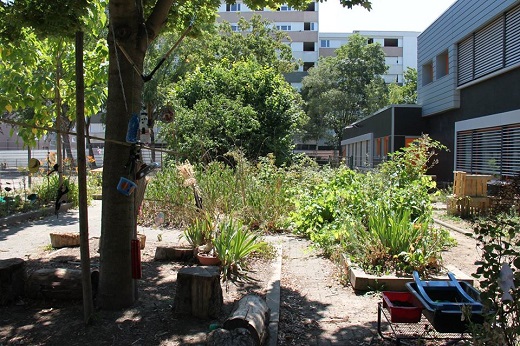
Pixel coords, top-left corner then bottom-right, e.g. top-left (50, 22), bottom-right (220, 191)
top-left (469, 213), bottom-right (520, 346)
top-left (182, 211), bottom-right (214, 249)
top-left (212, 218), bottom-right (265, 282)
top-left (288, 135), bottom-right (452, 276)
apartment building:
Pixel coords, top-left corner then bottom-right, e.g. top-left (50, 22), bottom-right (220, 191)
top-left (217, 2), bottom-right (419, 88)
top-left (418, 0), bottom-right (520, 181)
top-left (342, 0), bottom-right (520, 182)
top-left (319, 30), bottom-right (419, 84)
top-left (217, 1), bottom-right (319, 89)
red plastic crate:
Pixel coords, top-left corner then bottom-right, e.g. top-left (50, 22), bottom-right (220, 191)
top-left (382, 291), bottom-right (423, 323)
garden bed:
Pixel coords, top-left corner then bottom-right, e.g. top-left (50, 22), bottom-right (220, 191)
top-left (341, 255), bottom-right (474, 291)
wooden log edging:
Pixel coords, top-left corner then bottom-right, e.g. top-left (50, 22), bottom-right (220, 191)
top-left (223, 294), bottom-right (270, 346)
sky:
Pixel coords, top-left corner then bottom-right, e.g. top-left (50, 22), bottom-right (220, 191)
top-left (319, 0), bottom-right (456, 33)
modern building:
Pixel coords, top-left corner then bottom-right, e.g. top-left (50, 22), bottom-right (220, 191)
top-left (342, 0), bottom-right (520, 183)
top-left (217, 1), bottom-right (320, 90)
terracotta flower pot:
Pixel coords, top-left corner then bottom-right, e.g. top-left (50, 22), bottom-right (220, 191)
top-left (197, 253), bottom-right (221, 266)
top-left (137, 233), bottom-right (146, 250)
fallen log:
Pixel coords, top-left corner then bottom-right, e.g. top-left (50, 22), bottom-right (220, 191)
top-left (25, 268), bottom-right (100, 301)
top-left (223, 294), bottom-right (270, 346)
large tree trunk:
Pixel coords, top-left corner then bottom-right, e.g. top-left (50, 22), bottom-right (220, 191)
top-left (99, 1), bottom-right (144, 309)
top-left (99, 0), bottom-right (173, 309)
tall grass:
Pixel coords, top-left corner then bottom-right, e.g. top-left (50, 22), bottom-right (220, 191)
top-left (141, 152), bottom-right (298, 231)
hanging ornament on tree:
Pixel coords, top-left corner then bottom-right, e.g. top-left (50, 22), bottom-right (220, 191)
top-left (126, 113), bottom-right (140, 143)
top-left (139, 107), bottom-right (151, 143)
top-left (160, 106), bottom-right (174, 123)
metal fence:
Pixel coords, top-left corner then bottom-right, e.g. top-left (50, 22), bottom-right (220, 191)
top-left (0, 148), bottom-right (164, 172)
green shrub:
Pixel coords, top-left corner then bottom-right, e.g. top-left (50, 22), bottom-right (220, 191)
top-left (142, 151), bottom-right (297, 232)
top-left (288, 135), bottom-right (452, 276)
top-left (469, 213), bottom-right (520, 346)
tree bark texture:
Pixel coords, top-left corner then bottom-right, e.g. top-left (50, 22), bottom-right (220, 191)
top-left (99, 0), bottom-right (174, 309)
top-left (173, 266), bottom-right (223, 319)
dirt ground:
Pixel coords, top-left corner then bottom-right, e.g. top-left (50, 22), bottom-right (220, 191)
top-left (0, 209), bottom-right (481, 346)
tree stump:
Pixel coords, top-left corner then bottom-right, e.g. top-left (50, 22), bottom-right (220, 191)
top-left (0, 258), bottom-right (26, 305)
top-left (173, 266), bottom-right (222, 319)
top-left (25, 268), bottom-right (83, 300)
top-left (223, 294), bottom-right (270, 346)
top-left (154, 246), bottom-right (194, 261)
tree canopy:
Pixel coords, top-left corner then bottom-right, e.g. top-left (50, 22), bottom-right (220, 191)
top-left (164, 59), bottom-right (306, 164)
top-left (388, 67), bottom-right (418, 104)
top-left (0, 0), bottom-right (108, 146)
top-left (301, 33), bottom-right (388, 155)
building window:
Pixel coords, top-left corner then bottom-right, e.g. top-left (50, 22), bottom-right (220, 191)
top-left (304, 22), bottom-right (316, 31)
top-left (422, 61), bottom-right (433, 85)
top-left (436, 50), bottom-right (449, 79)
top-left (383, 136), bottom-right (389, 156)
top-left (367, 38), bottom-right (374, 44)
top-left (305, 2), bottom-right (316, 11)
top-left (278, 5), bottom-right (292, 11)
top-left (303, 42), bottom-right (315, 51)
top-left (320, 40), bottom-right (330, 48)
top-left (303, 62), bottom-right (314, 71)
top-left (375, 138), bottom-right (382, 157)
top-left (226, 3), bottom-right (241, 11)
top-left (384, 38), bottom-right (398, 47)
top-left (276, 25), bottom-right (292, 31)
top-left (456, 124), bottom-right (520, 177)
top-left (231, 24), bottom-right (239, 32)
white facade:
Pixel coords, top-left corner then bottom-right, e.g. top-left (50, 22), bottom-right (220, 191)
top-left (318, 30), bottom-right (419, 84)
top-left (217, 1), bottom-right (320, 77)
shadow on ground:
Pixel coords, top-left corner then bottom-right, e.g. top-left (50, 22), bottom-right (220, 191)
top-left (0, 244), bottom-right (270, 346)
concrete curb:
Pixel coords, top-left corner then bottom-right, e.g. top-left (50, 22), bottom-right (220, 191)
top-left (0, 203), bottom-right (74, 227)
top-left (433, 217), bottom-right (475, 238)
top-left (265, 239), bottom-right (282, 346)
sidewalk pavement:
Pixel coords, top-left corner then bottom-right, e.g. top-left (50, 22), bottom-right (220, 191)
top-left (0, 200), bottom-right (176, 260)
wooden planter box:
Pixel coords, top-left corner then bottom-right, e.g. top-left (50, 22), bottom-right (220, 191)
top-left (453, 171), bottom-right (493, 197)
top-left (446, 195), bottom-right (489, 217)
top-left (341, 255), bottom-right (474, 291)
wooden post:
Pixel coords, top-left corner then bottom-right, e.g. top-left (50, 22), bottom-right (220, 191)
top-left (76, 30), bottom-right (94, 324)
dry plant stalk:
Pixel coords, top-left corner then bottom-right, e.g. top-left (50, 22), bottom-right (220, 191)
top-left (178, 161), bottom-right (203, 209)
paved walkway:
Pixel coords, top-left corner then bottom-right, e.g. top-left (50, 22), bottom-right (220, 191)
top-left (0, 200), bottom-right (176, 260)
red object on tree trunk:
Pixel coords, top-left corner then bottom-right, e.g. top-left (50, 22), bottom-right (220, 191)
top-left (131, 239), bottom-right (142, 279)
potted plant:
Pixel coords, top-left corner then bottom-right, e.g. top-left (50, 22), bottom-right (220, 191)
top-left (183, 211), bottom-right (216, 258)
top-left (212, 218), bottom-right (265, 281)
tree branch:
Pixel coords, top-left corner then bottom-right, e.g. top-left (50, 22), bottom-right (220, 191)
top-left (144, 0), bottom-right (176, 43)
